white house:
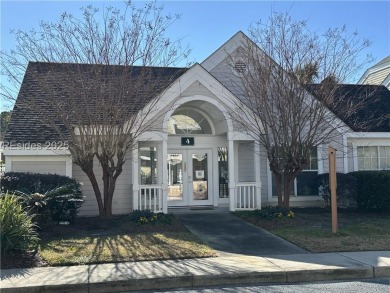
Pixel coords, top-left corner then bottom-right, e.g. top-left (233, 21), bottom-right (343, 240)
top-left (358, 55), bottom-right (390, 89)
top-left (3, 32), bottom-right (390, 215)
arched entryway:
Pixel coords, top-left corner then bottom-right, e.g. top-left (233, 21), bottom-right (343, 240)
top-left (165, 99), bottom-right (230, 208)
top-left (133, 95), bottom-right (262, 213)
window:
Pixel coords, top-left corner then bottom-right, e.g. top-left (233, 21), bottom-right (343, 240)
top-left (167, 109), bottom-right (212, 135)
top-left (218, 147), bottom-right (229, 198)
top-left (357, 146), bottom-right (390, 170)
top-left (271, 147), bottom-right (318, 197)
top-left (297, 148), bottom-right (318, 196)
top-left (140, 146), bottom-right (158, 185)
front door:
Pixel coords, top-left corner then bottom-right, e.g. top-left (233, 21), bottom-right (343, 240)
top-left (167, 149), bottom-right (212, 206)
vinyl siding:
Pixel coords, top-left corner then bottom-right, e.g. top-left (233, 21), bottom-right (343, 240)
top-left (237, 142), bottom-right (255, 182)
top-left (320, 134), bottom-right (346, 173)
top-left (73, 154), bottom-right (133, 216)
top-left (363, 68), bottom-right (390, 85)
top-left (209, 50), bottom-right (247, 102)
top-left (181, 82), bottom-right (219, 100)
top-left (259, 145), bottom-right (269, 204)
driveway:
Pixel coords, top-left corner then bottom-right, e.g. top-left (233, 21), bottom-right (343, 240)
top-left (175, 212), bottom-right (308, 256)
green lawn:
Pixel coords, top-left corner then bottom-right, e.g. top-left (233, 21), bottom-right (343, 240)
top-left (39, 215), bottom-right (215, 266)
top-left (235, 208), bottom-right (390, 253)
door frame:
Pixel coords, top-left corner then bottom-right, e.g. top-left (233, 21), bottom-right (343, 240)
top-left (167, 148), bottom-right (213, 207)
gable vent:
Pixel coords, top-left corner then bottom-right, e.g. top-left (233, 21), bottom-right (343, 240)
top-left (234, 60), bottom-right (247, 73)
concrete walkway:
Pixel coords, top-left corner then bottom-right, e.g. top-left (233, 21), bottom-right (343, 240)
top-left (175, 212), bottom-right (307, 256)
top-left (1, 212), bottom-right (390, 292)
top-left (1, 251), bottom-right (389, 292)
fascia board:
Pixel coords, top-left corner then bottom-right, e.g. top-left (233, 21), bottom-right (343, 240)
top-left (358, 62), bottom-right (390, 84)
top-left (346, 132), bottom-right (390, 138)
top-left (137, 63), bottom-right (257, 133)
top-left (201, 31), bottom-right (248, 71)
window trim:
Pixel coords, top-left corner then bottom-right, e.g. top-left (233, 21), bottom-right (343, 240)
top-left (139, 143), bottom-right (159, 186)
top-left (356, 145), bottom-right (390, 171)
top-left (167, 107), bottom-right (215, 135)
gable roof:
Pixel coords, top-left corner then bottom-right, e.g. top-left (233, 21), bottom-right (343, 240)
top-left (201, 31), bottom-right (251, 71)
top-left (358, 55), bottom-right (390, 88)
top-left (5, 62), bottom-right (187, 143)
top-left (306, 84), bottom-right (390, 132)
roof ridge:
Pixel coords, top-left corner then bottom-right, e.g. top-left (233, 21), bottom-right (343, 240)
top-left (29, 61), bottom-right (188, 70)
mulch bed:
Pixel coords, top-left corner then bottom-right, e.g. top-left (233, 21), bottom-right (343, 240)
top-left (1, 250), bottom-right (47, 269)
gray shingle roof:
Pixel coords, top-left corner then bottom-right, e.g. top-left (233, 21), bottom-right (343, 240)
top-left (306, 84), bottom-right (390, 132)
top-left (5, 62), bottom-right (187, 143)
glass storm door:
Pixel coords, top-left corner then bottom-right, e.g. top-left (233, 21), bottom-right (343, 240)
top-left (167, 149), bottom-right (212, 207)
top-left (167, 152), bottom-right (185, 206)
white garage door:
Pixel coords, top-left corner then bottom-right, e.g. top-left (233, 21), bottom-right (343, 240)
top-left (12, 161), bottom-right (67, 176)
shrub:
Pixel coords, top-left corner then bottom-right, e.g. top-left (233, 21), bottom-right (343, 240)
top-left (1, 172), bottom-right (84, 224)
top-left (17, 192), bottom-right (51, 228)
top-left (317, 173), bottom-right (357, 207)
top-left (236, 206), bottom-right (294, 220)
top-left (0, 193), bottom-right (39, 254)
top-left (349, 171), bottom-right (390, 211)
top-left (129, 210), bottom-right (174, 224)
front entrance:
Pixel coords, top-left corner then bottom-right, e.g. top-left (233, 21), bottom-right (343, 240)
top-left (167, 149), bottom-right (212, 206)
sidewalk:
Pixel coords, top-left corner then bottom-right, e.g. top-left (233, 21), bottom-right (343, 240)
top-left (1, 251), bottom-right (389, 292)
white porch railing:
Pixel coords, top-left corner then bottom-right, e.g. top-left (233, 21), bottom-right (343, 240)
top-left (138, 185), bottom-right (163, 213)
top-left (235, 183), bottom-right (257, 210)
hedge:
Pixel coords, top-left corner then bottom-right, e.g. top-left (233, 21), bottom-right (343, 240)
top-left (317, 173), bottom-right (357, 207)
top-left (318, 171), bottom-right (390, 210)
top-left (1, 172), bottom-right (84, 223)
top-left (349, 171), bottom-right (390, 211)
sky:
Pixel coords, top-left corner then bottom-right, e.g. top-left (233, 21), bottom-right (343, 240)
top-left (1, 0), bottom-right (389, 110)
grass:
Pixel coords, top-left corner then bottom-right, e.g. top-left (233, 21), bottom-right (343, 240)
top-left (235, 208), bottom-right (390, 253)
top-left (38, 215), bottom-right (215, 266)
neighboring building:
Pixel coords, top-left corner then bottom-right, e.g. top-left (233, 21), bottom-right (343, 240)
top-left (358, 56), bottom-right (390, 89)
top-left (4, 32), bottom-right (390, 215)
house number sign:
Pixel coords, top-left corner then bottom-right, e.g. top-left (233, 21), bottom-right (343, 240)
top-left (181, 137), bottom-right (194, 146)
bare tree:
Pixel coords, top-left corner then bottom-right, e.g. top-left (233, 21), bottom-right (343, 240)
top-left (231, 12), bottom-right (376, 208)
top-left (1, 2), bottom-right (190, 218)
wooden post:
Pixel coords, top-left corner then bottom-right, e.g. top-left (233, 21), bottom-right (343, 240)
top-left (328, 146), bottom-right (338, 234)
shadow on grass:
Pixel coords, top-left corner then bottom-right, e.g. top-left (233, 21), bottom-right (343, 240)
top-left (39, 215), bottom-right (215, 266)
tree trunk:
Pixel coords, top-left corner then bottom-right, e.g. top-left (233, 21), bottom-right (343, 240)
top-left (282, 174), bottom-right (295, 209)
top-left (274, 173), bottom-right (283, 207)
top-left (84, 170), bottom-right (104, 217)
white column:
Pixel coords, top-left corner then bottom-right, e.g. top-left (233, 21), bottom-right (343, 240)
top-left (317, 145), bottom-right (324, 174)
top-left (132, 143), bottom-right (139, 211)
top-left (343, 135), bottom-right (349, 173)
top-left (4, 154), bottom-right (12, 172)
top-left (228, 139), bottom-right (236, 211)
top-left (352, 143), bottom-right (358, 171)
top-left (254, 141), bottom-right (262, 209)
top-left (162, 140), bottom-right (168, 214)
top-left (65, 156), bottom-right (73, 177)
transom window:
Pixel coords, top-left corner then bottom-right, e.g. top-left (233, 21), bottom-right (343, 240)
top-left (357, 146), bottom-right (390, 170)
top-left (168, 109), bottom-right (212, 135)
